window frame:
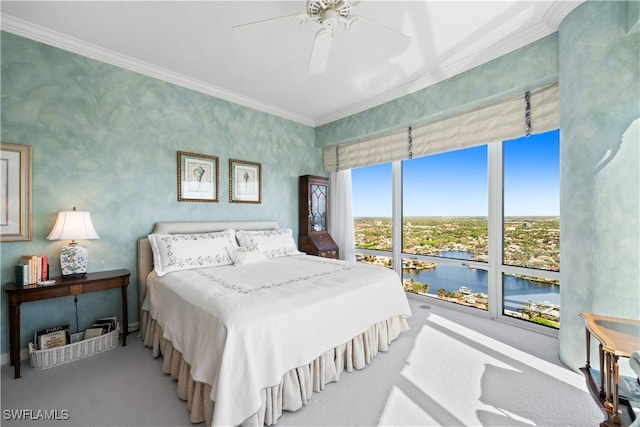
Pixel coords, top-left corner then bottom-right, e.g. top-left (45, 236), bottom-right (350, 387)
top-left (353, 135), bottom-right (560, 337)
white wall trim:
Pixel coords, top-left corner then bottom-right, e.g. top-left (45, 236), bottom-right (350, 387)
top-left (543, 0), bottom-right (584, 29)
top-left (1, 2), bottom-right (581, 128)
top-left (0, 15), bottom-right (315, 127)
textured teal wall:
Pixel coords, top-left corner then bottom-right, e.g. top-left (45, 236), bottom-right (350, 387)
top-left (0, 32), bottom-right (320, 355)
top-left (315, 33), bottom-right (559, 147)
top-left (2, 2), bottom-right (637, 373)
top-left (558, 1), bottom-right (640, 373)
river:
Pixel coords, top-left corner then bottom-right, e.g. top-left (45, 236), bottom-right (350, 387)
top-left (403, 251), bottom-right (559, 313)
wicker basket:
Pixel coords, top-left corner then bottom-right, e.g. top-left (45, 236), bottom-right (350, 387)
top-left (28, 324), bottom-right (119, 370)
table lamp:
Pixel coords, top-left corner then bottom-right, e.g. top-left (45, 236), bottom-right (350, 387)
top-left (46, 207), bottom-right (99, 277)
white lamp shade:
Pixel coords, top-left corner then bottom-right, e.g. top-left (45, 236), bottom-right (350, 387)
top-left (46, 210), bottom-right (99, 241)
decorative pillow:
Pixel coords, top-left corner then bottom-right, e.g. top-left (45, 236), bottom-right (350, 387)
top-left (227, 245), bottom-right (267, 266)
top-left (236, 228), bottom-right (301, 258)
top-left (148, 229), bottom-right (237, 276)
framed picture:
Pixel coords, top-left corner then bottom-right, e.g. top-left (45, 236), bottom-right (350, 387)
top-left (229, 159), bottom-right (262, 204)
top-left (1, 142), bottom-right (32, 241)
top-left (177, 151), bottom-right (219, 202)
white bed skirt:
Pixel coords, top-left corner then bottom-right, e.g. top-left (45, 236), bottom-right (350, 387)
top-left (140, 309), bottom-right (409, 426)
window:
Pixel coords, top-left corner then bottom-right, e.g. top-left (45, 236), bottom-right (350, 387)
top-left (353, 163), bottom-right (392, 267)
top-left (351, 130), bottom-right (560, 330)
top-left (402, 146), bottom-right (489, 309)
top-left (503, 131), bottom-right (559, 271)
top-left (501, 130), bottom-right (560, 327)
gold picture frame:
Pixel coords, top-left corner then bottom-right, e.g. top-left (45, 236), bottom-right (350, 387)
top-left (177, 151), bottom-right (219, 203)
top-left (1, 142), bottom-right (32, 241)
top-left (229, 159), bottom-right (262, 204)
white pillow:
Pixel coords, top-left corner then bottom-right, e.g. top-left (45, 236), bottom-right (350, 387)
top-left (227, 245), bottom-right (267, 266)
top-left (236, 228), bottom-right (301, 258)
top-left (148, 229), bottom-right (236, 276)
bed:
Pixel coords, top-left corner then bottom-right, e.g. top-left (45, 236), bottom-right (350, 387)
top-left (137, 220), bottom-right (411, 426)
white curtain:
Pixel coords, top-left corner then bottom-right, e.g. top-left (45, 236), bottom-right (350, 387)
top-left (329, 170), bottom-right (355, 262)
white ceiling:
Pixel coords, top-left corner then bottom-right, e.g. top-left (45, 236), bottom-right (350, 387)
top-left (1, 1), bottom-right (581, 127)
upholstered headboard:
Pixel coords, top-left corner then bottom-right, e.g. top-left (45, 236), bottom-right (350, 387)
top-left (137, 220), bottom-right (279, 308)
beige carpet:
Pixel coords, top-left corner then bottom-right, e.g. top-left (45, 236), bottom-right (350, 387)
top-left (1, 294), bottom-right (605, 426)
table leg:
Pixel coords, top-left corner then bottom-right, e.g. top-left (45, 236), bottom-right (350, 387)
top-left (121, 284), bottom-right (128, 346)
top-left (607, 352), bottom-right (612, 400)
top-left (585, 327), bottom-right (591, 369)
top-left (599, 343), bottom-right (605, 397)
top-left (8, 300), bottom-right (21, 379)
top-left (604, 352), bottom-right (615, 419)
top-left (612, 355), bottom-right (620, 424)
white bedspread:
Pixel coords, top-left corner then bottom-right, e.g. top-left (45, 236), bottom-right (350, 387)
top-left (147, 254), bottom-right (411, 426)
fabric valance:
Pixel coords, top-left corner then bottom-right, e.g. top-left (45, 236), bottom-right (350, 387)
top-left (323, 84), bottom-right (559, 172)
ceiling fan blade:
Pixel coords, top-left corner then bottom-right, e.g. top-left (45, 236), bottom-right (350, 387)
top-left (308, 29), bottom-right (333, 74)
top-left (347, 16), bottom-right (411, 54)
top-left (233, 14), bottom-right (307, 32)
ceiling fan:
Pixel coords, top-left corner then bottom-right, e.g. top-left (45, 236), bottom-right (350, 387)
top-left (233, 0), bottom-right (411, 75)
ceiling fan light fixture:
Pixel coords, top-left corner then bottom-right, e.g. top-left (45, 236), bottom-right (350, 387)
top-left (308, 0), bottom-right (352, 20)
top-left (234, 0), bottom-right (411, 75)
top-left (321, 9), bottom-right (339, 30)
top-left (307, 0), bottom-right (323, 16)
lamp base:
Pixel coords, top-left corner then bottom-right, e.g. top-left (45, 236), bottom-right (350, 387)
top-left (60, 244), bottom-right (89, 276)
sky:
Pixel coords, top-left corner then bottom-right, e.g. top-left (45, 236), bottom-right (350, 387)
top-left (352, 129), bottom-right (560, 217)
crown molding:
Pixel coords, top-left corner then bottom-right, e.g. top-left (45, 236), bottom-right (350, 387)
top-left (543, 0), bottom-right (584, 29)
top-left (315, 1), bottom-right (582, 126)
top-left (2, 1), bottom-right (582, 129)
top-left (0, 14), bottom-right (316, 127)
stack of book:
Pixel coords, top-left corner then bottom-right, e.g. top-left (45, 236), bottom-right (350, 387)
top-left (32, 316), bottom-right (119, 351)
top-left (83, 316), bottom-right (118, 339)
top-left (33, 324), bottom-right (70, 350)
top-left (14, 255), bottom-right (49, 286)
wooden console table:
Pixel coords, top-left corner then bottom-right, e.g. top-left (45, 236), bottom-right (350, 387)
top-left (580, 312), bottom-right (640, 426)
top-left (5, 269), bottom-right (130, 379)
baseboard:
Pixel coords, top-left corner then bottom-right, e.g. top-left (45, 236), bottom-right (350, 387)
top-left (127, 322), bottom-right (140, 334)
top-left (0, 348), bottom-right (29, 365)
top-left (1, 322), bottom-right (140, 366)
